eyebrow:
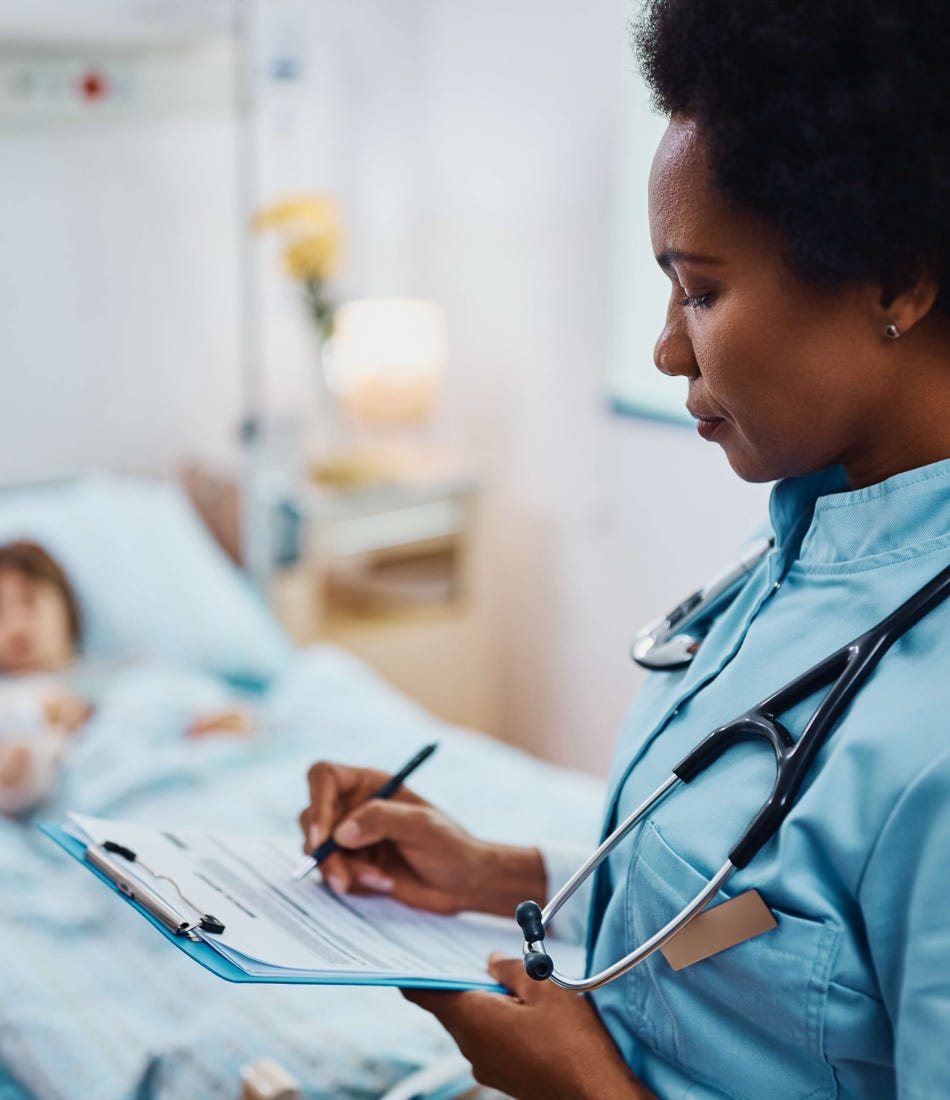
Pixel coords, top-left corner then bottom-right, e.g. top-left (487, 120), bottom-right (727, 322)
top-left (655, 249), bottom-right (724, 274)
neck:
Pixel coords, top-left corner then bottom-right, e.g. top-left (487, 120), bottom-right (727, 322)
top-left (841, 338), bottom-right (950, 490)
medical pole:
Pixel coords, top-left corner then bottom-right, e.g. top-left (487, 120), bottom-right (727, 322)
top-left (233, 0), bottom-right (271, 588)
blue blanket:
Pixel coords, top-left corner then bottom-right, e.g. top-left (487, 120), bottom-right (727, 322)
top-left (0, 646), bottom-right (603, 1100)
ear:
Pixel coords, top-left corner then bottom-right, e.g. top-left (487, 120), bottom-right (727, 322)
top-left (877, 254), bottom-right (940, 337)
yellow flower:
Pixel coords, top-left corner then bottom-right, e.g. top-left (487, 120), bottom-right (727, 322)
top-left (252, 193), bottom-right (343, 282)
top-left (251, 194), bottom-right (340, 232)
top-left (283, 231), bottom-right (340, 282)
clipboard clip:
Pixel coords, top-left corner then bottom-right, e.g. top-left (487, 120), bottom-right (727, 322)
top-left (84, 840), bottom-right (225, 939)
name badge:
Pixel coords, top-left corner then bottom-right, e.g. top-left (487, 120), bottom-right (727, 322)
top-left (660, 890), bottom-right (777, 971)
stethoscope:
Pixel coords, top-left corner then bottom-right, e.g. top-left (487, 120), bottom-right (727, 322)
top-left (631, 535), bottom-right (774, 670)
top-left (517, 545), bottom-right (950, 992)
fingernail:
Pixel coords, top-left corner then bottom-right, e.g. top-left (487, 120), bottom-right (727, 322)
top-left (357, 870), bottom-right (394, 893)
top-left (307, 826), bottom-right (322, 850)
top-left (335, 820), bottom-right (361, 846)
top-left (326, 874), bottom-right (346, 894)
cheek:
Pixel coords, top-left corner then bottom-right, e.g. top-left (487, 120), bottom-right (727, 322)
top-left (696, 311), bottom-right (829, 426)
top-left (33, 598), bottom-right (72, 654)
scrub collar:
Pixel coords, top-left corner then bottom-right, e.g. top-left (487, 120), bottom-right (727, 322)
top-left (769, 457), bottom-right (950, 569)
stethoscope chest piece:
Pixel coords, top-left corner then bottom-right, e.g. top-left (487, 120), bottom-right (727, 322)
top-left (631, 537), bottom-right (774, 670)
top-left (630, 629), bottom-right (701, 670)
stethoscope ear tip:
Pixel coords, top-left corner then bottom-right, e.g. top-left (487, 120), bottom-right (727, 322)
top-left (515, 899), bottom-right (554, 981)
top-left (523, 949), bottom-right (554, 981)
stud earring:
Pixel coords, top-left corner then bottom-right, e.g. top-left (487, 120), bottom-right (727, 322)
top-left (885, 322), bottom-right (902, 340)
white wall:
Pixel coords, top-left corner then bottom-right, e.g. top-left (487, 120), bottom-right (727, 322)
top-left (0, 4), bottom-right (245, 482)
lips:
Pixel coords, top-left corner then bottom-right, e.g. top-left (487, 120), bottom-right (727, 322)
top-left (686, 405), bottom-right (727, 441)
top-left (686, 404), bottom-right (722, 423)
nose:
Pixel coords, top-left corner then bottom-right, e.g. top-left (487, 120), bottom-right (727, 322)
top-left (654, 301), bottom-right (700, 380)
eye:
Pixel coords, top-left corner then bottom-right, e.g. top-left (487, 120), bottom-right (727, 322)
top-left (679, 292), bottom-right (713, 310)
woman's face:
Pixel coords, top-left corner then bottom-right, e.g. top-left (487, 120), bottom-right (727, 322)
top-left (648, 117), bottom-right (907, 486)
top-left (0, 569), bottom-right (74, 674)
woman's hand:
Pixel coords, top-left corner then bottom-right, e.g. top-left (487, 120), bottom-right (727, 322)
top-left (299, 761), bottom-right (546, 916)
top-left (404, 954), bottom-right (655, 1100)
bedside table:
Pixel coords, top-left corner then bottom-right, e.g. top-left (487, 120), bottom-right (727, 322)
top-left (268, 467), bottom-right (500, 738)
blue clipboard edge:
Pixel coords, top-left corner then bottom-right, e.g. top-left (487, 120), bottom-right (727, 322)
top-left (39, 822), bottom-right (506, 993)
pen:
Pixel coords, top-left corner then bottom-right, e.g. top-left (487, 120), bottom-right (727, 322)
top-left (292, 741), bottom-right (439, 882)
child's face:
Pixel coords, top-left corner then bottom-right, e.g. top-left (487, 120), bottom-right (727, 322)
top-left (0, 569), bottom-right (74, 674)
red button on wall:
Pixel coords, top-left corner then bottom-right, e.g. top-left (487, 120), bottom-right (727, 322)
top-left (79, 71), bottom-right (108, 101)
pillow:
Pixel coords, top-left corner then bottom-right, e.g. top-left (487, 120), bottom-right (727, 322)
top-left (0, 475), bottom-right (292, 686)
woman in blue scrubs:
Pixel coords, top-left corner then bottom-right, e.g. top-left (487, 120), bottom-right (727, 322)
top-left (299, 2), bottom-right (950, 1096)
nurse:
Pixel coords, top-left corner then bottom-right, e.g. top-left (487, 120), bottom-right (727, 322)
top-left (299, 2), bottom-right (950, 1097)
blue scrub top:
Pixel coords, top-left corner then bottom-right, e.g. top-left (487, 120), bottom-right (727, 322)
top-left (588, 459), bottom-right (950, 1100)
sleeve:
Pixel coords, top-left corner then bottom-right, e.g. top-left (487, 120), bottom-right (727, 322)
top-left (858, 746), bottom-right (950, 1100)
top-left (0, 684), bottom-right (45, 736)
top-left (537, 841), bottom-right (594, 945)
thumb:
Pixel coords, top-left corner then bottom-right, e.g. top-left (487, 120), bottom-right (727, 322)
top-left (488, 952), bottom-right (537, 1001)
top-left (334, 800), bottom-right (435, 849)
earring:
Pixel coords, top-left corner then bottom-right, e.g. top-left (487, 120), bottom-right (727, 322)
top-left (885, 322), bottom-right (902, 340)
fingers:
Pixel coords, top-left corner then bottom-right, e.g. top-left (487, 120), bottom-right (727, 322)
top-left (403, 962), bottom-right (551, 1017)
top-left (303, 761), bottom-right (427, 851)
top-left (334, 800), bottom-right (435, 850)
top-left (401, 986), bottom-right (461, 1012)
top-left (383, 876), bottom-right (460, 913)
top-left (401, 987), bottom-right (507, 1029)
top-left (299, 760), bottom-right (443, 899)
top-left (323, 853), bottom-right (395, 896)
top-left (402, 982), bottom-right (522, 1087)
top-left (487, 952), bottom-right (536, 1001)
top-left (305, 762), bottom-right (368, 851)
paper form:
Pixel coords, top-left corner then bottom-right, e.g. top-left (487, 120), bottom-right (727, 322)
top-left (68, 813), bottom-right (583, 989)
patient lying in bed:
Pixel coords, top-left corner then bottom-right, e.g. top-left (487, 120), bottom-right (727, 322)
top-left (0, 540), bottom-right (253, 816)
top-left (0, 477), bottom-right (611, 1099)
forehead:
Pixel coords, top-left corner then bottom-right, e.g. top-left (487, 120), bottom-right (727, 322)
top-left (647, 117), bottom-right (793, 280)
top-left (0, 569), bottom-right (46, 599)
top-left (648, 117), bottom-right (718, 251)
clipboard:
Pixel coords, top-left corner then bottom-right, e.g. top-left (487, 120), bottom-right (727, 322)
top-left (42, 822), bottom-right (269, 985)
top-left (40, 822), bottom-right (508, 991)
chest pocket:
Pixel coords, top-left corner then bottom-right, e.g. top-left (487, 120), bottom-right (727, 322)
top-left (620, 821), bottom-right (840, 1100)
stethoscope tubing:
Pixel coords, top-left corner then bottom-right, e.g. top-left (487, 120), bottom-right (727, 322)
top-left (530, 769), bottom-right (737, 991)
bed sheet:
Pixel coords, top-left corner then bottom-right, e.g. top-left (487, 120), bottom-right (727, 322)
top-left (0, 645), bottom-right (604, 1100)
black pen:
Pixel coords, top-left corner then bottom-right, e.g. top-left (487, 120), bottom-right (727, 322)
top-left (291, 742), bottom-right (439, 882)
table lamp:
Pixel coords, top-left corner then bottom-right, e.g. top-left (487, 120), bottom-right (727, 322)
top-left (323, 298), bottom-right (447, 434)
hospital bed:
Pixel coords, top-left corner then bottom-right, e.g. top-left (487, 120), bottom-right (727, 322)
top-left (0, 475), bottom-right (604, 1100)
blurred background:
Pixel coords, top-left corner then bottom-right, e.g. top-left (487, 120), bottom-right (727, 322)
top-left (0, 0), bottom-right (769, 777)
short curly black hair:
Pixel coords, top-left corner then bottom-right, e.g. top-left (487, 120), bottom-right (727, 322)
top-left (634, 1), bottom-right (950, 314)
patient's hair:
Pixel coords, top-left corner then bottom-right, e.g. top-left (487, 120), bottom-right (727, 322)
top-left (634, 1), bottom-right (950, 313)
top-left (0, 542), bottom-right (82, 644)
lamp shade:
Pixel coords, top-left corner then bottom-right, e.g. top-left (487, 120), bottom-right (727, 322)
top-left (325, 298), bottom-right (447, 427)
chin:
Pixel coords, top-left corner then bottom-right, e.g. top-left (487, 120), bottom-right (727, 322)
top-left (721, 448), bottom-right (809, 485)
top-left (721, 448), bottom-right (779, 484)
